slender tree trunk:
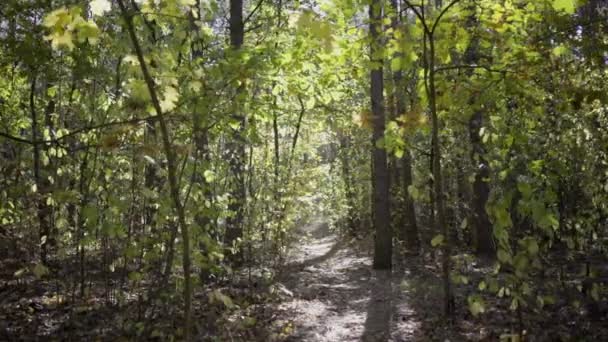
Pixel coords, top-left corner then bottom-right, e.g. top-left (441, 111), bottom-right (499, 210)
top-left (187, 0), bottom-right (214, 279)
top-left (117, 1), bottom-right (192, 339)
top-left (339, 133), bottom-right (358, 232)
top-left (225, 0), bottom-right (246, 263)
top-left (456, 153), bottom-right (472, 245)
top-left (370, 0), bottom-right (392, 270)
top-left (428, 32), bottom-right (453, 316)
top-left (401, 151), bottom-right (419, 250)
top-left (390, 0), bottom-right (419, 251)
top-left (464, 10), bottom-right (495, 257)
top-left (468, 110), bottom-right (494, 256)
top-left (29, 76), bottom-right (51, 265)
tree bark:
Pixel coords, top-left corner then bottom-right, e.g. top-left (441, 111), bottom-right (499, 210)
top-left (29, 76), bottom-right (51, 265)
top-left (390, 0), bottom-right (419, 251)
top-left (225, 0), bottom-right (247, 264)
top-left (464, 9), bottom-right (495, 257)
top-left (428, 32), bottom-right (452, 315)
top-left (370, 0), bottom-right (392, 270)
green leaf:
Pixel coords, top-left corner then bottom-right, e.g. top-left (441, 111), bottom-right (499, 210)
top-left (525, 238), bottom-right (539, 255)
top-left (407, 185), bottom-right (420, 200)
top-left (390, 57), bottom-right (402, 72)
top-left (552, 44), bottom-right (568, 57)
top-left (210, 290), bottom-right (234, 308)
top-left (431, 234), bottom-right (445, 247)
top-left (516, 181), bottom-right (532, 199)
top-left (394, 149), bottom-right (404, 159)
top-left (510, 298), bottom-right (519, 311)
top-left (497, 248), bottom-right (512, 265)
top-left (203, 170), bottom-right (216, 183)
top-left (467, 295), bottom-right (485, 316)
top-left (82, 205), bottom-right (98, 226)
top-left (552, 0), bottom-right (577, 14)
top-left (33, 263), bottom-right (49, 279)
top-left (514, 253), bottom-right (529, 274)
top-left (128, 271), bottom-right (143, 282)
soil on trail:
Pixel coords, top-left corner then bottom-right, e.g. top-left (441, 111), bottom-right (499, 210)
top-left (274, 218), bottom-right (430, 342)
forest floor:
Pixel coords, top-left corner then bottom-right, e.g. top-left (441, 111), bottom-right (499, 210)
top-left (269, 218), bottom-right (608, 342)
top-left (2, 215), bottom-right (607, 340)
top-left (272, 218), bottom-right (460, 341)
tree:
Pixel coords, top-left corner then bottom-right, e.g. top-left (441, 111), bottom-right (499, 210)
top-left (370, 0), bottom-right (392, 270)
top-left (116, 0), bottom-right (192, 338)
top-left (389, 0), bottom-right (420, 251)
top-left (463, 4), bottom-right (495, 257)
top-left (225, 0), bottom-right (247, 264)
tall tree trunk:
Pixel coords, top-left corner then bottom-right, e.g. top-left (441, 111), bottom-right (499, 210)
top-left (370, 0), bottom-right (392, 270)
top-left (423, 16), bottom-right (452, 313)
top-left (29, 76), bottom-right (51, 265)
top-left (117, 1), bottom-right (192, 339)
top-left (390, 0), bottom-right (419, 251)
top-left (190, 0), bottom-right (214, 280)
top-left (401, 151), bottom-right (419, 250)
top-left (464, 10), bottom-right (495, 257)
top-left (225, 0), bottom-right (246, 263)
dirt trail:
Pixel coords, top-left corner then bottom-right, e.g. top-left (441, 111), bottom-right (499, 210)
top-left (275, 218), bottom-right (427, 342)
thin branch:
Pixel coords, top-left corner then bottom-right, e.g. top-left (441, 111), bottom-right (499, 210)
top-left (0, 115), bottom-right (171, 146)
top-left (431, 0), bottom-right (462, 34)
top-left (117, 0), bottom-right (192, 338)
top-left (434, 64), bottom-right (513, 74)
top-left (0, 131), bottom-right (33, 145)
top-left (244, 0), bottom-right (264, 25)
top-left (402, 0), bottom-right (430, 34)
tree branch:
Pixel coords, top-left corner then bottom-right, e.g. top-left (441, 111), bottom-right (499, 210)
top-left (434, 64), bottom-right (512, 74)
top-left (0, 115), bottom-right (172, 146)
top-left (431, 0), bottom-right (462, 34)
top-left (401, 0), bottom-right (430, 34)
top-left (244, 0), bottom-right (264, 25)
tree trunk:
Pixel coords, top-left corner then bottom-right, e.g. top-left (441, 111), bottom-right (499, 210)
top-left (117, 1), bottom-right (192, 339)
top-left (339, 133), bottom-right (358, 233)
top-left (401, 151), bottom-right (419, 250)
top-left (464, 10), bottom-right (495, 257)
top-left (29, 76), bottom-right (51, 265)
top-left (225, 0), bottom-right (246, 264)
top-left (390, 0), bottom-right (419, 251)
top-left (426, 22), bottom-right (452, 314)
top-left (370, 0), bottom-right (392, 270)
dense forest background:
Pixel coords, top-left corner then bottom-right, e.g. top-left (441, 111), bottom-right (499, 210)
top-left (1, 0), bottom-right (607, 340)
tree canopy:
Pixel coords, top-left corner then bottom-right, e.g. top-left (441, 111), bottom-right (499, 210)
top-left (1, 0), bottom-right (607, 340)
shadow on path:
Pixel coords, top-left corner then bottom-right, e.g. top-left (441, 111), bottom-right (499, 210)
top-left (361, 270), bottom-right (392, 341)
top-left (272, 216), bottom-right (475, 341)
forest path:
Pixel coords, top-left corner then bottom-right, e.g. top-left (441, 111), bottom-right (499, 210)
top-left (274, 218), bottom-right (428, 342)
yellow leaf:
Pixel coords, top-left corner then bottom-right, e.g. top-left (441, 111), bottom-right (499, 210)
top-left (431, 234), bottom-right (444, 247)
top-left (43, 8), bottom-right (71, 28)
top-left (160, 86), bottom-right (179, 112)
top-left (50, 30), bottom-right (75, 51)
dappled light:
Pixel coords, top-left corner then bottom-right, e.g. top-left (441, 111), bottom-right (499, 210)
top-left (1, 0), bottom-right (608, 340)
